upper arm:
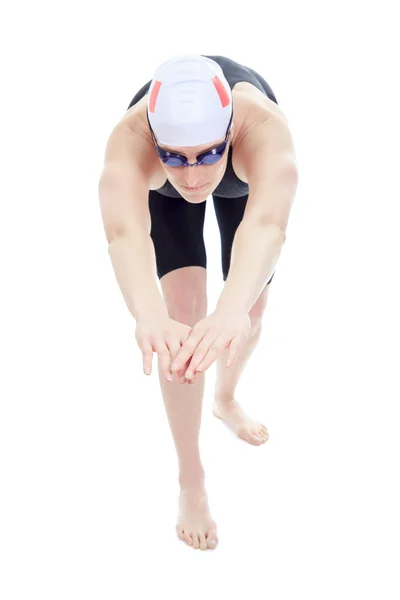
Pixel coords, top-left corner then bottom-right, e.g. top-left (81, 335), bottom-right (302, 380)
top-left (237, 115), bottom-right (299, 231)
top-left (98, 124), bottom-right (155, 242)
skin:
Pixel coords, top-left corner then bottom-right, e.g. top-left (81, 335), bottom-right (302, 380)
top-left (155, 128), bottom-right (236, 204)
top-left (117, 83), bottom-right (294, 550)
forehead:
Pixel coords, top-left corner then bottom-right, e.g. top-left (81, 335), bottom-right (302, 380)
top-left (158, 136), bottom-right (225, 154)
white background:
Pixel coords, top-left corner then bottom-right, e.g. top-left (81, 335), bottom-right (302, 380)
top-left (1, 0), bottom-right (399, 598)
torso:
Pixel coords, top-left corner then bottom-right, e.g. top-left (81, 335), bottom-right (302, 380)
top-left (117, 80), bottom-right (288, 190)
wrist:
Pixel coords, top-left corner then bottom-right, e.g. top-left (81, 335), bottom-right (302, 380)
top-left (135, 303), bottom-right (169, 323)
top-left (214, 303), bottom-right (249, 317)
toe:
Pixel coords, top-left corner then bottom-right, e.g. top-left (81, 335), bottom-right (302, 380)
top-left (237, 425), bottom-right (254, 444)
top-left (191, 533), bottom-right (200, 549)
top-left (198, 533), bottom-right (208, 551)
top-left (251, 432), bottom-right (263, 444)
top-left (206, 530), bottom-right (218, 549)
top-left (184, 532), bottom-right (193, 546)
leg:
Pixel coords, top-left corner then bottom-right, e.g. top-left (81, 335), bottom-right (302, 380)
top-left (148, 190), bottom-right (217, 550)
top-left (211, 193), bottom-right (273, 445)
top-left (215, 283), bottom-right (269, 398)
top-left (213, 284), bottom-right (271, 445)
top-left (159, 266), bottom-right (218, 551)
top-left (159, 266), bottom-right (208, 489)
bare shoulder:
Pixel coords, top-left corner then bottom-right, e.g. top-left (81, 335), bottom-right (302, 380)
top-left (231, 83), bottom-right (294, 182)
top-left (231, 82), bottom-right (289, 143)
top-left (102, 96), bottom-right (161, 186)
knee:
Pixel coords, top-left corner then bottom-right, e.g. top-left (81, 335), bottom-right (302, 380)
top-left (161, 268), bottom-right (207, 326)
top-left (168, 297), bottom-right (207, 328)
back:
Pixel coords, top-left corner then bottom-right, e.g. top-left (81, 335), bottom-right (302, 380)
top-left (98, 120), bottom-right (158, 242)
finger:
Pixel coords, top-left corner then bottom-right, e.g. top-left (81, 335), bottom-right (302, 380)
top-left (168, 341), bottom-right (193, 384)
top-left (181, 357), bottom-right (193, 383)
top-left (177, 368), bottom-right (188, 384)
top-left (183, 356), bottom-right (196, 383)
top-left (225, 336), bottom-right (243, 367)
top-left (171, 333), bottom-right (203, 372)
top-left (172, 356), bottom-right (191, 384)
top-left (140, 341), bottom-right (153, 375)
top-left (195, 336), bottom-right (231, 373)
top-left (166, 340), bottom-right (184, 383)
top-left (157, 346), bottom-right (173, 381)
top-left (184, 333), bottom-right (220, 377)
top-left (194, 348), bottom-right (218, 373)
top-left (185, 342), bottom-right (215, 375)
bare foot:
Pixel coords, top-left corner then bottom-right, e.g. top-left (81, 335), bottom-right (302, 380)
top-left (176, 486), bottom-right (218, 550)
top-left (212, 394), bottom-right (269, 446)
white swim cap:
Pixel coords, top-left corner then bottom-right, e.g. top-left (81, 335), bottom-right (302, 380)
top-left (147, 54), bottom-right (233, 147)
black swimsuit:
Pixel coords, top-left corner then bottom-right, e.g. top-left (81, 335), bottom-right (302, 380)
top-left (126, 55), bottom-right (279, 283)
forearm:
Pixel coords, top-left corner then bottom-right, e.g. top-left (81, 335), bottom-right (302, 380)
top-left (216, 220), bottom-right (286, 314)
top-left (107, 231), bottom-right (168, 321)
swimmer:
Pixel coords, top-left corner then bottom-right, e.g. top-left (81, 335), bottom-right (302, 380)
top-left (98, 54), bottom-right (298, 551)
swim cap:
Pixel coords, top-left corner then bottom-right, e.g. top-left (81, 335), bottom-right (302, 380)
top-left (147, 54), bottom-right (233, 147)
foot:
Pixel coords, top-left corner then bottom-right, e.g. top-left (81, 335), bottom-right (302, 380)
top-left (176, 485), bottom-right (218, 550)
top-left (212, 394), bottom-right (269, 446)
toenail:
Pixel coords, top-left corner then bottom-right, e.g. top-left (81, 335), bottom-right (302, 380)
top-left (209, 540), bottom-right (216, 547)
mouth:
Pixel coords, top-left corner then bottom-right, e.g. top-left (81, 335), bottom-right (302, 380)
top-left (182, 183), bottom-right (208, 192)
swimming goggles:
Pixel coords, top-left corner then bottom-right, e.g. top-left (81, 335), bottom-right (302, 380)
top-left (146, 110), bottom-right (233, 167)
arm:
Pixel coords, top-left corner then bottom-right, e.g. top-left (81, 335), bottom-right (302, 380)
top-left (98, 124), bottom-right (168, 321)
top-left (216, 116), bottom-right (299, 314)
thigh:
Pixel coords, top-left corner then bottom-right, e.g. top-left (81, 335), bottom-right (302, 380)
top-left (149, 189), bottom-right (208, 281)
top-left (212, 193), bottom-right (275, 284)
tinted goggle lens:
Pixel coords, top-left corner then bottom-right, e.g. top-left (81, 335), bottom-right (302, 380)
top-left (159, 145), bottom-right (226, 167)
top-left (162, 154), bottom-right (222, 167)
top-left (162, 156), bottom-right (186, 167)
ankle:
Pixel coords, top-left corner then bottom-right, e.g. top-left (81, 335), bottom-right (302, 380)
top-left (179, 469), bottom-right (206, 491)
top-left (214, 390), bottom-right (235, 402)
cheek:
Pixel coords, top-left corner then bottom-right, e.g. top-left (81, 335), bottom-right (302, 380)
top-left (162, 165), bottom-right (178, 180)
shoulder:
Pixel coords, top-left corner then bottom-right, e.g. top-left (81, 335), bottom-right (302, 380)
top-left (231, 85), bottom-right (296, 183)
top-left (112, 95), bottom-right (164, 188)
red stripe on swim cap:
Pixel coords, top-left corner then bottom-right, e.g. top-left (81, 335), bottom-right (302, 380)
top-left (211, 76), bottom-right (230, 108)
top-left (149, 80), bottom-right (162, 113)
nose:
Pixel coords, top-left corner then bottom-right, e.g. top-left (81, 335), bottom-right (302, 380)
top-left (183, 167), bottom-right (203, 188)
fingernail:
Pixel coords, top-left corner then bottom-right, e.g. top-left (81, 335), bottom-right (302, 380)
top-left (167, 373), bottom-right (172, 381)
top-left (172, 365), bottom-right (178, 371)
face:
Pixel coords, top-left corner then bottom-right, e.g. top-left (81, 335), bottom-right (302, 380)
top-left (157, 125), bottom-right (234, 203)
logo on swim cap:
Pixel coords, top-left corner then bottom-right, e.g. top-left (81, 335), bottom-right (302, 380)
top-left (147, 54), bottom-right (233, 147)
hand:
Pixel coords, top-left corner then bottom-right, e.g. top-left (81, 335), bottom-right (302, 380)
top-left (170, 309), bottom-right (251, 381)
top-left (135, 315), bottom-right (194, 384)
